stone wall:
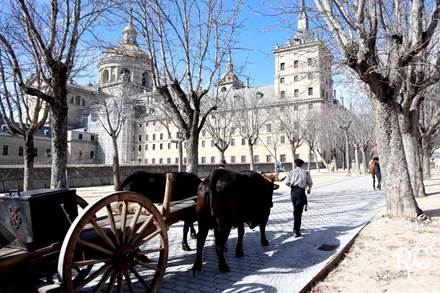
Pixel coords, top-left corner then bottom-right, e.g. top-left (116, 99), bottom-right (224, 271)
top-left (0, 163), bottom-right (280, 193)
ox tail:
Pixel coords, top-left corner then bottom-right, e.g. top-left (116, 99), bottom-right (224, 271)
top-left (120, 175), bottom-right (131, 191)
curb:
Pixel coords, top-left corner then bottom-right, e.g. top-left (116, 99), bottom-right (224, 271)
top-left (299, 209), bottom-right (383, 293)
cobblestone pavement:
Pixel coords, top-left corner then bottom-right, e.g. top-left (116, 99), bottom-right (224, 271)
top-left (79, 174), bottom-right (384, 292)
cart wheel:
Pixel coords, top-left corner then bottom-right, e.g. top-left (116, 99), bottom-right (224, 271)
top-left (58, 191), bottom-right (168, 292)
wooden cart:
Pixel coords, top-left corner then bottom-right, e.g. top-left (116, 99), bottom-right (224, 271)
top-left (0, 173), bottom-right (197, 292)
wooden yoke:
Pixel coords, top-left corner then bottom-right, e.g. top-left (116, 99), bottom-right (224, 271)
top-left (162, 173), bottom-right (173, 218)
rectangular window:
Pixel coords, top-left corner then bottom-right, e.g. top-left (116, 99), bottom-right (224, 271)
top-left (211, 156), bottom-right (216, 163)
top-left (145, 144), bottom-right (148, 150)
top-left (152, 144), bottom-right (156, 150)
top-left (201, 157), bottom-right (206, 164)
top-left (294, 75), bottom-right (299, 82)
top-left (280, 62), bottom-right (285, 70)
top-left (145, 134), bottom-right (148, 141)
top-left (138, 135), bottom-right (142, 142)
top-left (308, 87), bottom-right (313, 96)
top-left (152, 158), bottom-right (156, 164)
top-left (231, 127), bottom-right (235, 135)
top-left (159, 158), bottom-right (163, 164)
top-left (280, 91), bottom-right (286, 99)
top-left (231, 139), bottom-right (235, 146)
top-left (280, 77), bottom-right (285, 84)
top-left (294, 89), bottom-right (299, 97)
top-left (33, 147), bottom-right (38, 157)
top-left (281, 135), bottom-right (285, 143)
top-left (294, 60), bottom-right (298, 68)
top-left (152, 134), bottom-right (156, 140)
top-left (241, 155), bottom-right (246, 163)
top-left (18, 146), bottom-right (23, 156)
top-left (145, 159), bottom-right (148, 164)
top-left (280, 154), bottom-right (286, 162)
top-left (266, 124), bottom-right (271, 132)
top-left (202, 140), bottom-right (205, 147)
top-left (230, 156), bottom-right (236, 163)
top-left (211, 140), bottom-right (214, 147)
top-left (91, 135), bottom-right (95, 141)
top-left (307, 73), bottom-right (312, 80)
top-left (183, 158), bottom-right (187, 164)
top-left (138, 145), bottom-right (142, 151)
top-left (160, 133), bottom-right (163, 140)
top-left (267, 136), bottom-right (272, 144)
top-left (90, 151), bottom-right (94, 159)
top-left (307, 58), bottom-right (312, 66)
top-left (168, 143), bottom-right (171, 149)
top-left (175, 158), bottom-right (179, 164)
top-left (241, 138), bottom-right (246, 145)
top-left (167, 158), bottom-right (171, 164)
top-left (139, 123), bottom-right (142, 127)
top-left (46, 148), bottom-right (51, 158)
top-left (160, 143), bottom-right (163, 150)
top-left (253, 155), bottom-right (259, 163)
top-left (266, 155), bottom-right (271, 163)
top-left (309, 103), bottom-right (313, 109)
top-left (202, 130), bottom-right (206, 137)
top-left (3, 145), bottom-right (8, 156)
top-left (294, 105), bottom-right (299, 110)
top-left (78, 133), bottom-right (83, 140)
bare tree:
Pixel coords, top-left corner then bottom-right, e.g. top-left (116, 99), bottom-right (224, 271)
top-left (303, 111), bottom-right (319, 172)
top-left (0, 0), bottom-right (108, 188)
top-left (331, 104), bottom-right (353, 175)
top-left (90, 90), bottom-right (132, 190)
top-left (205, 99), bottom-right (236, 163)
top-left (276, 104), bottom-right (304, 169)
top-left (237, 90), bottom-right (268, 171)
top-left (128, 0), bottom-right (241, 175)
top-left (0, 54), bottom-right (49, 190)
top-left (313, 0), bottom-right (440, 218)
top-left (421, 87), bottom-right (440, 179)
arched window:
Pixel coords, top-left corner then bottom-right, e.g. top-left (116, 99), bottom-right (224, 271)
top-left (221, 87), bottom-right (227, 92)
top-left (142, 71), bottom-right (150, 88)
top-left (101, 69), bottom-right (109, 84)
top-left (120, 68), bottom-right (131, 82)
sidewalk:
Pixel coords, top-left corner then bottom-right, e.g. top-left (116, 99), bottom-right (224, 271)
top-left (312, 171), bottom-right (440, 293)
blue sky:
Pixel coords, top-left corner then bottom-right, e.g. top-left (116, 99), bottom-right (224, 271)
top-left (83, 1), bottom-right (305, 88)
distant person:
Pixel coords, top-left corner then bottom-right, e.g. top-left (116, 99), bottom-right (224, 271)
top-left (276, 162), bottom-right (284, 173)
top-left (285, 158), bottom-right (313, 238)
top-left (219, 159), bottom-right (232, 170)
top-left (370, 146), bottom-right (379, 160)
top-left (369, 157), bottom-right (381, 190)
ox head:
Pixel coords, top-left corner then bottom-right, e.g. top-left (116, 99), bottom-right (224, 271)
top-left (261, 172), bottom-right (287, 190)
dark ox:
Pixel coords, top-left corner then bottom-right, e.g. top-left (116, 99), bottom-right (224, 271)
top-left (192, 169), bottom-right (278, 273)
top-left (121, 171), bottom-right (201, 251)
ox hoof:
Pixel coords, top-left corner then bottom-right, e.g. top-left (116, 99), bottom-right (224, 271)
top-left (235, 250), bottom-right (244, 257)
top-left (182, 243), bottom-right (192, 251)
top-left (219, 263), bottom-right (230, 273)
top-left (192, 262), bottom-right (203, 276)
top-left (261, 239), bottom-right (269, 246)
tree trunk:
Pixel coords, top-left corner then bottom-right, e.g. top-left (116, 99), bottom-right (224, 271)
top-left (112, 136), bottom-right (121, 191)
top-left (248, 144), bottom-right (255, 171)
top-left (422, 135), bottom-right (432, 180)
top-left (186, 132), bottom-right (199, 175)
top-left (314, 151), bottom-right (320, 172)
top-left (371, 98), bottom-right (422, 218)
top-left (344, 130), bottom-right (351, 176)
top-left (362, 146), bottom-right (368, 174)
top-left (290, 144), bottom-right (298, 170)
top-left (219, 150), bottom-right (225, 163)
top-left (50, 101), bottom-right (68, 189)
top-left (354, 145), bottom-right (360, 174)
top-left (307, 148), bottom-right (311, 172)
top-left (399, 111), bottom-right (426, 197)
top-left (178, 140), bottom-right (183, 172)
top-left (23, 133), bottom-right (34, 191)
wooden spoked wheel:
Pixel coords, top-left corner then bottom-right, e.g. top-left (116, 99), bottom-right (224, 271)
top-left (58, 191), bottom-right (168, 292)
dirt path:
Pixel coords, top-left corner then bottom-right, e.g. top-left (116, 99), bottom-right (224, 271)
top-left (311, 171), bottom-right (440, 293)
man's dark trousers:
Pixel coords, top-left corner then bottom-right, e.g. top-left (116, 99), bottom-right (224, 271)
top-left (291, 186), bottom-right (307, 233)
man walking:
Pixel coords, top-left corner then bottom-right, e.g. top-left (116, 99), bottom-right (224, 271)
top-left (286, 159), bottom-right (313, 237)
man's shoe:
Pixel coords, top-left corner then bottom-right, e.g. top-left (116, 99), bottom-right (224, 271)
top-left (294, 231), bottom-right (302, 238)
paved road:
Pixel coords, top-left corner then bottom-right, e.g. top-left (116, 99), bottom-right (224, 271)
top-left (80, 175), bottom-right (384, 292)
top-left (151, 175), bottom-right (384, 293)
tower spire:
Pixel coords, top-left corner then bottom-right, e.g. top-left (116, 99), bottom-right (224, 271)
top-left (297, 0), bottom-right (308, 33)
top-left (226, 50), bottom-right (234, 72)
